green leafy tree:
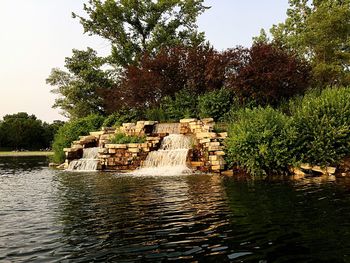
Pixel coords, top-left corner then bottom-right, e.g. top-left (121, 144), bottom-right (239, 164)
top-left (265, 0), bottom-right (350, 86)
top-left (73, 0), bottom-right (208, 66)
top-left (52, 114), bottom-right (105, 162)
top-left (198, 88), bottom-right (233, 121)
top-left (161, 89), bottom-right (199, 121)
top-left (49, 1), bottom-right (208, 119)
top-left (0, 121), bottom-right (4, 149)
top-left (46, 48), bottom-right (114, 119)
top-left (0, 113), bottom-right (47, 150)
top-left (42, 120), bottom-right (66, 148)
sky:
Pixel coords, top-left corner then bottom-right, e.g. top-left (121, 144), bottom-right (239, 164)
top-left (0, 0), bottom-right (289, 123)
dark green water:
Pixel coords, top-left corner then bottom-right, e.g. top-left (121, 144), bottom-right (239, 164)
top-left (1, 157), bottom-right (350, 262)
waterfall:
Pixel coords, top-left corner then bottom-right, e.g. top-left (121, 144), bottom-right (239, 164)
top-left (133, 134), bottom-right (193, 176)
top-left (67, 147), bottom-right (100, 171)
top-left (153, 123), bottom-right (181, 134)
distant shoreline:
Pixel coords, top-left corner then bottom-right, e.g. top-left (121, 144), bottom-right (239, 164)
top-left (0, 151), bottom-right (53, 157)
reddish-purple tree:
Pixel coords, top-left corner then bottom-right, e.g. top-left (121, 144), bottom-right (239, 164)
top-left (101, 45), bottom-right (237, 112)
top-left (100, 43), bottom-right (311, 113)
top-left (226, 43), bottom-right (311, 105)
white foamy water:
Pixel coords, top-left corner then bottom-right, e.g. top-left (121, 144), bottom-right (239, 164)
top-left (133, 134), bottom-right (193, 176)
top-left (67, 147), bottom-right (100, 171)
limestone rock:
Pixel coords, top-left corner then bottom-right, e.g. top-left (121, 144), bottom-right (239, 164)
top-left (201, 118), bottom-right (214, 123)
top-left (180, 118), bottom-right (197, 123)
top-left (300, 163), bottom-right (336, 175)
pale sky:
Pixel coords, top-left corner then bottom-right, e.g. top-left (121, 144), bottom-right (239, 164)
top-left (0, 0), bottom-right (288, 123)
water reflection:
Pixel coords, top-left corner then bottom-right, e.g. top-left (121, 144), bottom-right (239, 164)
top-left (223, 176), bottom-right (350, 262)
top-left (2, 157), bottom-right (350, 262)
top-left (54, 173), bottom-right (234, 262)
top-left (0, 156), bottom-right (48, 176)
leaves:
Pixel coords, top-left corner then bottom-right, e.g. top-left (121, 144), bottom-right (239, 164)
top-left (226, 43), bottom-right (311, 106)
top-left (0, 113), bottom-right (63, 150)
top-left (267, 0), bottom-right (350, 87)
top-left (198, 88), bottom-right (233, 121)
top-left (101, 45), bottom-right (236, 111)
top-left (110, 133), bottom-right (146, 144)
top-left (46, 48), bottom-right (114, 119)
top-left (74, 0), bottom-right (208, 66)
top-left (291, 87), bottom-right (350, 166)
top-left (226, 107), bottom-right (292, 176)
top-left (52, 114), bottom-right (105, 162)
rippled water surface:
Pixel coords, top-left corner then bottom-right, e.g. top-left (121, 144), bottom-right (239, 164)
top-left (1, 157), bottom-right (350, 262)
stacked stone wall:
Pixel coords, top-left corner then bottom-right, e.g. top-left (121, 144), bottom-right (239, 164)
top-left (63, 118), bottom-right (227, 173)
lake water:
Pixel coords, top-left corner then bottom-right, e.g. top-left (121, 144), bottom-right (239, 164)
top-left (1, 156), bottom-right (350, 262)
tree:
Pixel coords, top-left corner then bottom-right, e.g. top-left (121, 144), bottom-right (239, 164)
top-left (100, 45), bottom-right (237, 112)
top-left (49, 1), bottom-right (209, 119)
top-left (267, 0), bottom-right (350, 86)
top-left (42, 120), bottom-right (66, 148)
top-left (46, 48), bottom-right (114, 119)
top-left (0, 113), bottom-right (47, 150)
top-left (73, 0), bottom-right (208, 67)
top-left (226, 43), bottom-right (311, 106)
top-left (52, 114), bottom-right (105, 162)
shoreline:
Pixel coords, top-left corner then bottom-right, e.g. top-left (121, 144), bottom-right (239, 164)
top-left (0, 151), bottom-right (53, 157)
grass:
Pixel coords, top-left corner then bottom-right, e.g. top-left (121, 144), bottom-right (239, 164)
top-left (0, 151), bottom-right (54, 157)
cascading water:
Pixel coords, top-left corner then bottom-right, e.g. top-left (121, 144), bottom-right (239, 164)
top-left (67, 147), bottom-right (100, 171)
top-left (133, 134), bottom-right (193, 176)
top-left (153, 123), bottom-right (181, 134)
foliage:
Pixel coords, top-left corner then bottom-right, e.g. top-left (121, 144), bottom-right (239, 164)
top-left (109, 133), bottom-right (146, 144)
top-left (101, 45), bottom-right (239, 111)
top-left (161, 89), bottom-right (199, 121)
top-left (213, 123), bottom-right (229, 133)
top-left (50, 0), bottom-right (209, 118)
top-left (144, 107), bottom-right (169, 122)
top-left (41, 120), bottom-right (66, 149)
top-left (290, 86), bottom-right (350, 166)
top-left (52, 114), bottom-right (105, 163)
top-left (47, 48), bottom-right (114, 119)
top-left (267, 0), bottom-right (350, 87)
top-left (73, 0), bottom-right (208, 67)
top-left (225, 86), bottom-right (350, 176)
top-left (226, 43), bottom-right (311, 106)
top-left (226, 107), bottom-right (293, 176)
top-left (0, 113), bottom-right (61, 150)
top-left (198, 88), bottom-right (233, 121)
top-left (102, 109), bottom-right (140, 127)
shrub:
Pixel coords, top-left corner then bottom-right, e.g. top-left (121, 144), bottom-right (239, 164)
top-left (198, 88), bottom-right (233, 121)
top-left (226, 107), bottom-right (293, 176)
top-left (291, 86), bottom-right (350, 166)
top-left (213, 123), bottom-right (229, 133)
top-left (109, 133), bottom-right (146, 144)
top-left (102, 108), bottom-right (140, 127)
top-left (144, 107), bottom-right (169, 122)
top-left (52, 114), bottom-right (105, 163)
top-left (161, 89), bottom-right (199, 121)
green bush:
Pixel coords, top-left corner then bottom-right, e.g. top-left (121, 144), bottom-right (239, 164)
top-left (198, 88), bottom-right (233, 121)
top-left (213, 123), bottom-right (229, 133)
top-left (291, 86), bottom-right (350, 166)
top-left (52, 114), bottom-right (105, 163)
top-left (161, 89), bottom-right (198, 121)
top-left (102, 108), bottom-right (140, 127)
top-left (144, 107), bottom-right (169, 122)
top-left (226, 107), bottom-right (293, 176)
top-left (109, 133), bottom-right (146, 144)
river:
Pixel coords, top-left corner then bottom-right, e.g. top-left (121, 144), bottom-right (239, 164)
top-left (1, 156), bottom-right (350, 262)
